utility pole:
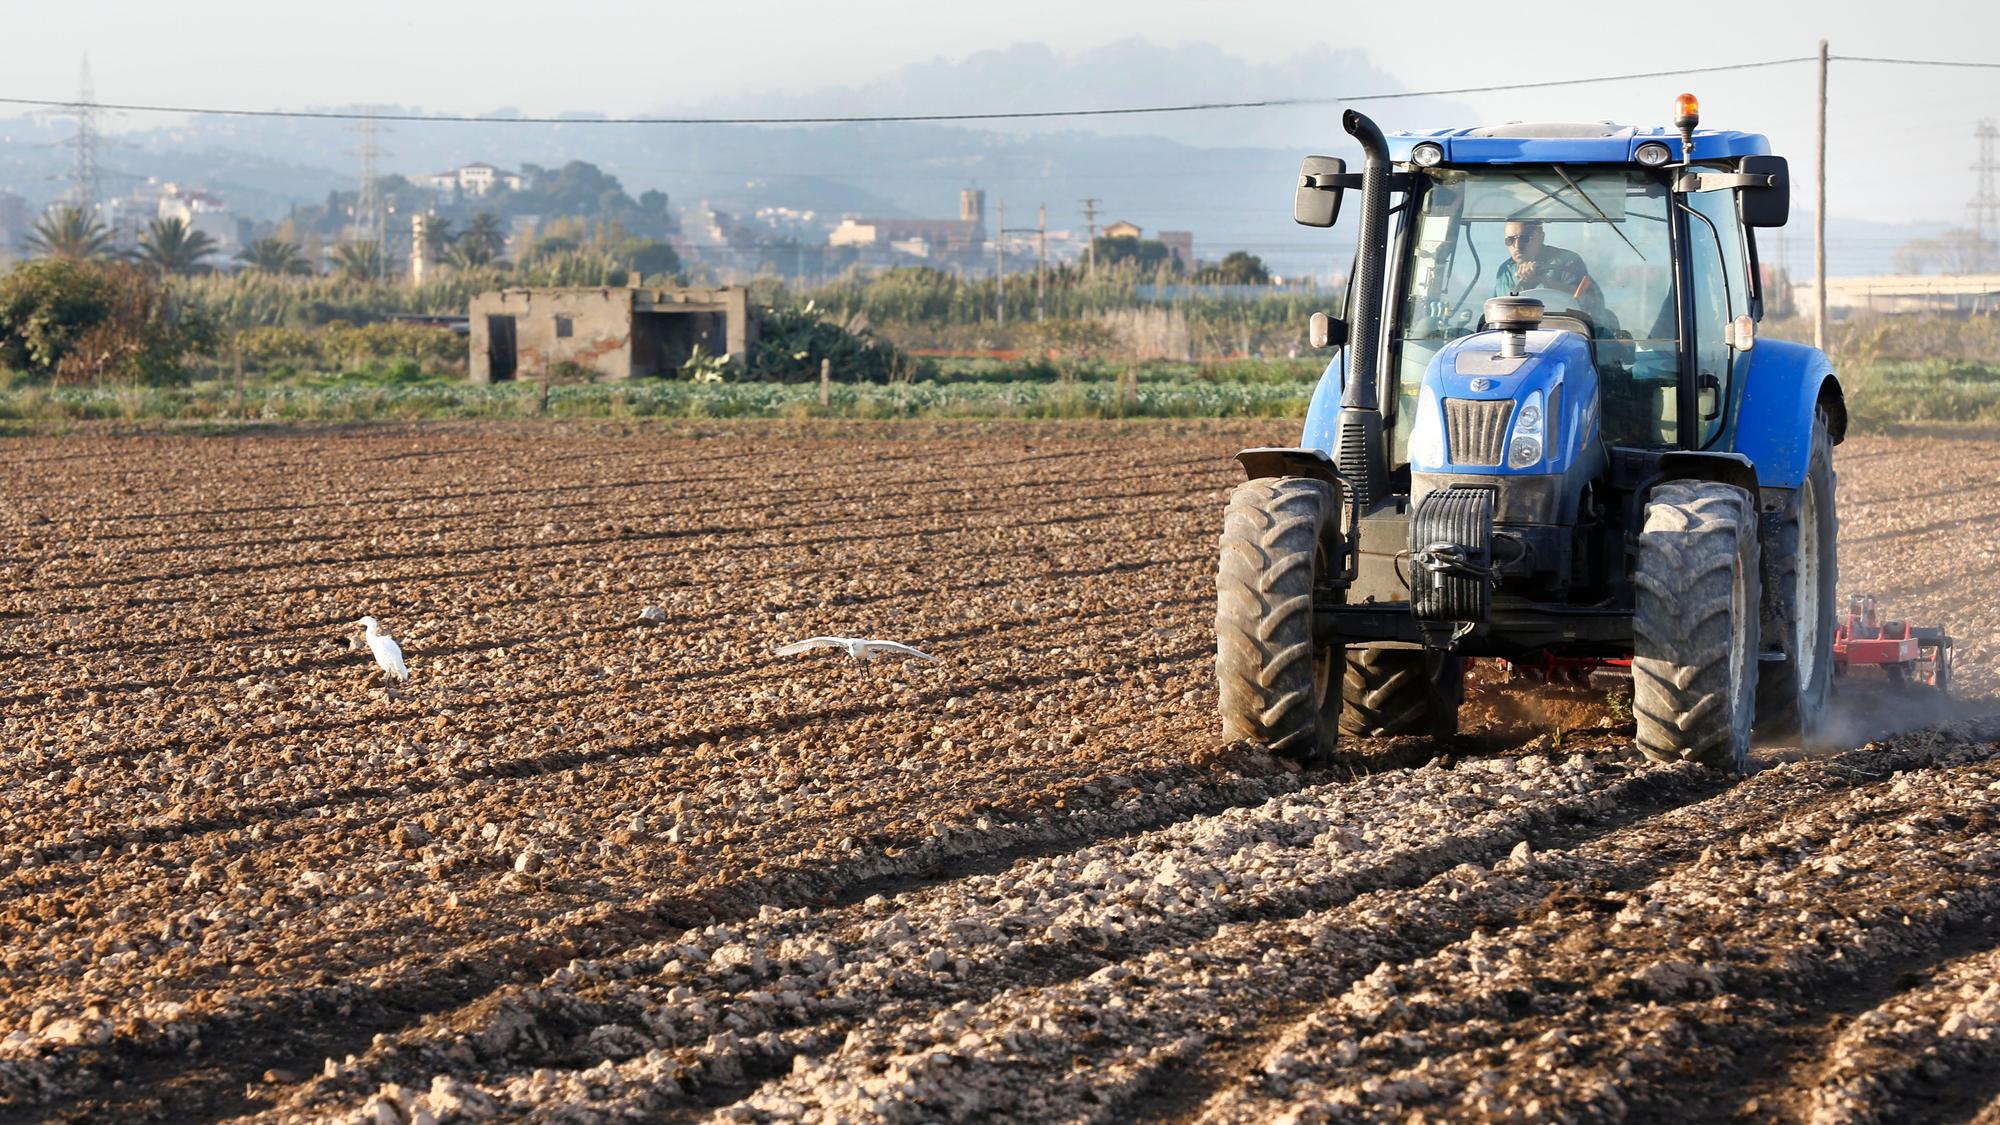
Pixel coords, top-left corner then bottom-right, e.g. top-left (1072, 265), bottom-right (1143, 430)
top-left (1079, 197), bottom-right (1100, 277)
top-left (1814, 39), bottom-right (1828, 352)
top-left (1000, 206), bottom-right (1046, 325)
top-left (1036, 203), bottom-right (1047, 323)
top-left (995, 201), bottom-right (1005, 330)
top-left (1970, 119), bottom-right (2000, 271)
top-left (409, 213), bottom-right (432, 285)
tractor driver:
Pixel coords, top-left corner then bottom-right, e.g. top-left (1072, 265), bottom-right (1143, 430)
top-left (1494, 220), bottom-right (1606, 320)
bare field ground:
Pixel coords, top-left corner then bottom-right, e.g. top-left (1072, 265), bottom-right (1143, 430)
top-left (1, 420), bottom-right (1998, 1124)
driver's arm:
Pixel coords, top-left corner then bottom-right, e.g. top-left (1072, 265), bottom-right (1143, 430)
top-left (1572, 273), bottom-right (1608, 315)
top-left (1553, 249), bottom-right (1608, 316)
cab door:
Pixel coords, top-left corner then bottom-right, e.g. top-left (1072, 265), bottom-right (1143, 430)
top-left (1685, 185), bottom-right (1750, 447)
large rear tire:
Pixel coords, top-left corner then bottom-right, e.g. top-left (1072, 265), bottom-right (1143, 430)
top-left (1632, 481), bottom-right (1761, 771)
top-left (1216, 477), bottom-right (1340, 762)
top-left (1339, 648), bottom-right (1464, 739)
top-left (1756, 405), bottom-right (1838, 741)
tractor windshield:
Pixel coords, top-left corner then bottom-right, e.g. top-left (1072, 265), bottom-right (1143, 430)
top-left (1389, 168), bottom-right (1680, 458)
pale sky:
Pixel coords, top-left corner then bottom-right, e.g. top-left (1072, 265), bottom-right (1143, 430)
top-left (3, 0), bottom-right (1997, 228)
top-left (3, 0), bottom-right (1990, 119)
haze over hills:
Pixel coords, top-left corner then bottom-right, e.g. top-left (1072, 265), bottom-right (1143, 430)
top-left (0, 39), bottom-right (1962, 279)
top-left (675, 39), bottom-right (1480, 150)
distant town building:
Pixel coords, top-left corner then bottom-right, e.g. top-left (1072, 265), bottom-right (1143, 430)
top-left (750, 205), bottom-right (821, 238)
top-left (99, 182), bottom-right (168, 247)
top-left (468, 286), bottom-right (760, 383)
top-left (1098, 220), bottom-right (1193, 269)
top-left (0, 190), bottom-right (27, 253)
top-left (422, 162), bottom-right (527, 198)
top-left (690, 202), bottom-right (757, 251)
top-left (89, 179), bottom-right (240, 255)
top-left (157, 183), bottom-right (238, 253)
top-left (1792, 274), bottom-right (2000, 317)
top-left (828, 189), bottom-right (988, 259)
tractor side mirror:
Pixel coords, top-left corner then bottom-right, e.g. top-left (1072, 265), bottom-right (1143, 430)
top-left (1294, 156), bottom-right (1346, 228)
top-left (1309, 312), bottom-right (1348, 349)
top-left (1737, 155), bottom-right (1790, 228)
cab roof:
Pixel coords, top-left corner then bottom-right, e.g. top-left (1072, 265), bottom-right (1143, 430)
top-left (1388, 123), bottom-right (1771, 165)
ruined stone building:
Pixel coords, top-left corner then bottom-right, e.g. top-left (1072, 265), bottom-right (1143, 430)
top-left (468, 286), bottom-right (758, 383)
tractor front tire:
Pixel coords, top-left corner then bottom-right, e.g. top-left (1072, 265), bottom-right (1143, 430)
top-left (1632, 481), bottom-right (1762, 771)
top-left (1339, 648), bottom-right (1464, 739)
top-left (1216, 477), bottom-right (1340, 762)
top-left (1756, 405), bottom-right (1838, 741)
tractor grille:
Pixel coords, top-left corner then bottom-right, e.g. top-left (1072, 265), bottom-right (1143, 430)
top-left (1444, 398), bottom-right (1514, 466)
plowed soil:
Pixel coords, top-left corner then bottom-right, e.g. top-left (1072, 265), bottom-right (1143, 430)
top-left (2, 420), bottom-right (1996, 1124)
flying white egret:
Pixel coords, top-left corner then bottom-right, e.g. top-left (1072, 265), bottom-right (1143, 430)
top-left (774, 637), bottom-right (940, 664)
top-left (357, 617), bottom-right (409, 681)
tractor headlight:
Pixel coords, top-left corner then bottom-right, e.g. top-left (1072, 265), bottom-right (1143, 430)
top-left (1409, 385), bottom-right (1445, 466)
top-left (1635, 142), bottom-right (1671, 167)
top-left (1508, 389), bottom-right (1545, 469)
top-left (1411, 142), bottom-right (1445, 168)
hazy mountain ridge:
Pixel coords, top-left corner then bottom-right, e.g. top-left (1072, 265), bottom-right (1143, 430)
top-left (0, 39), bottom-right (1953, 278)
top-left (679, 38), bottom-right (1479, 149)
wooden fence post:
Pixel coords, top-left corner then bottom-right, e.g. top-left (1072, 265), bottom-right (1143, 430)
top-left (819, 357), bottom-right (831, 407)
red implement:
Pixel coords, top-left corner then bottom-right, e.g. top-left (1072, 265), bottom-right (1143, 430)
top-left (1833, 596), bottom-right (1953, 693)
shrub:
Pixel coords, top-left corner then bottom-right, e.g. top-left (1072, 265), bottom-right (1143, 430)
top-left (746, 301), bottom-right (910, 384)
top-left (0, 259), bottom-right (216, 384)
top-left (230, 322), bottom-right (466, 375)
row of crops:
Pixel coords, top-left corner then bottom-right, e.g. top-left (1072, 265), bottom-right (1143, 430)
top-left (0, 376), bottom-right (1316, 423)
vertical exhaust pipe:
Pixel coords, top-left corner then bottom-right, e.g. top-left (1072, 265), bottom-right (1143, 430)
top-left (1338, 109), bottom-right (1391, 505)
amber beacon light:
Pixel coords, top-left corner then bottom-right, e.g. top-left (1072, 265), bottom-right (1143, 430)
top-left (1674, 92), bottom-right (1700, 129)
top-left (1674, 92), bottom-right (1700, 160)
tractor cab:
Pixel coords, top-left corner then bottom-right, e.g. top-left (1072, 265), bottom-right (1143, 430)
top-left (1218, 98), bottom-right (1843, 771)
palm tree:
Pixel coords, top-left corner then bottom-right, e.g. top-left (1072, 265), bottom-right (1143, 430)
top-left (446, 241), bottom-right (500, 270)
top-left (332, 240), bottom-right (385, 282)
top-left (135, 217), bottom-right (218, 275)
top-left (26, 206), bottom-right (114, 261)
top-left (237, 237), bottom-right (312, 276)
top-left (456, 211), bottom-right (505, 266)
top-left (422, 216), bottom-right (456, 258)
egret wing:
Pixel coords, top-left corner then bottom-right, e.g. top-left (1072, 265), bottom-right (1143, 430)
top-left (775, 637), bottom-right (852, 657)
top-left (861, 639), bottom-right (939, 662)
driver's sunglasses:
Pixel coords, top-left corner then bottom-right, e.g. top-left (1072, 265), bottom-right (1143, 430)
top-left (1503, 232), bottom-right (1540, 246)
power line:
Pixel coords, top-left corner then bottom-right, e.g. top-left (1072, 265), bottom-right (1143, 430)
top-left (1833, 55), bottom-right (2000, 70)
top-left (0, 56), bottom-right (1821, 127)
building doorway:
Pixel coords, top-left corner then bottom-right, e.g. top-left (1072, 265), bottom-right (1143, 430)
top-left (486, 315), bottom-right (518, 381)
top-left (632, 310), bottom-right (725, 376)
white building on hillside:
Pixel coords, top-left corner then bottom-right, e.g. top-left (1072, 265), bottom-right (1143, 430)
top-left (422, 162), bottom-right (527, 198)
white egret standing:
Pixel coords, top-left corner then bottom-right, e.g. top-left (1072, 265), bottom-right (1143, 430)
top-left (774, 636), bottom-right (939, 663)
top-left (357, 617), bottom-right (409, 681)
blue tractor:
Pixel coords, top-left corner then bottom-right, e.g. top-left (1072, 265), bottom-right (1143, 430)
top-left (1216, 96), bottom-right (1840, 770)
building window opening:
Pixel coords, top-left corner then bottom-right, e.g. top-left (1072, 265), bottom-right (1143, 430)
top-left (554, 316), bottom-right (574, 338)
